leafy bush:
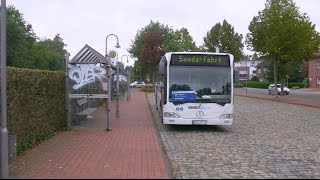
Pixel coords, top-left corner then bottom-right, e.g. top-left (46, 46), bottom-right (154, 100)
top-left (288, 83), bottom-right (305, 88)
top-left (251, 76), bottom-right (259, 81)
top-left (234, 83), bottom-right (244, 88)
top-left (5, 67), bottom-right (67, 155)
top-left (239, 81), bottom-right (270, 89)
top-left (141, 86), bottom-right (154, 93)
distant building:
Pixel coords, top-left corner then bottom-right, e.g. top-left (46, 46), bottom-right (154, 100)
top-left (256, 60), bottom-right (271, 82)
top-left (308, 49), bottom-right (320, 88)
top-left (234, 60), bottom-right (262, 80)
top-left (255, 49), bottom-right (320, 88)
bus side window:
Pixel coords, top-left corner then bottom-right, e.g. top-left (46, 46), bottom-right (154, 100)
top-left (164, 64), bottom-right (167, 104)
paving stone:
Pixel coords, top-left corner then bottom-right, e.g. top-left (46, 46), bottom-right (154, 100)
top-left (148, 94), bottom-right (320, 179)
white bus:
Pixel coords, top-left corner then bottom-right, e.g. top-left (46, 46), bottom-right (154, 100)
top-left (155, 52), bottom-right (235, 125)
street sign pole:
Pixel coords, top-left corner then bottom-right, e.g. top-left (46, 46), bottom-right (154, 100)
top-left (108, 50), bottom-right (119, 118)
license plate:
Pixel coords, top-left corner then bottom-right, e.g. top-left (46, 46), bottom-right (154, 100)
top-left (192, 120), bottom-right (207, 125)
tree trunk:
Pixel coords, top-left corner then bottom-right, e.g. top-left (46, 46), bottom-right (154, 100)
top-left (280, 78), bottom-right (284, 96)
top-left (274, 59), bottom-right (278, 99)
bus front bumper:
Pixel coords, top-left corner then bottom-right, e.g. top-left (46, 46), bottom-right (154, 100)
top-left (163, 118), bottom-right (233, 125)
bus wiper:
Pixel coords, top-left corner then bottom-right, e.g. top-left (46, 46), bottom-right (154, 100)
top-left (172, 102), bottom-right (187, 105)
top-left (216, 102), bottom-right (227, 106)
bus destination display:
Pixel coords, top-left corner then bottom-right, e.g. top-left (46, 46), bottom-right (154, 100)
top-left (171, 54), bottom-right (230, 66)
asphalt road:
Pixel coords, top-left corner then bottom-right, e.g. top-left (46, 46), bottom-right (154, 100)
top-left (235, 87), bottom-right (320, 100)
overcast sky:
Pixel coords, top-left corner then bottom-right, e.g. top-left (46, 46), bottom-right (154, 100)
top-left (7, 0), bottom-right (320, 66)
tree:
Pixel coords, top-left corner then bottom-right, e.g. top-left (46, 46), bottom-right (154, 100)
top-left (203, 20), bottom-right (244, 61)
top-left (4, 6), bottom-right (68, 71)
top-left (251, 53), bottom-right (260, 60)
top-left (128, 20), bottom-right (174, 60)
top-left (168, 28), bottom-right (199, 52)
top-left (266, 60), bottom-right (305, 83)
top-left (35, 34), bottom-right (67, 71)
top-left (129, 21), bottom-right (201, 82)
top-left (246, 0), bottom-right (320, 98)
top-left (128, 21), bottom-right (175, 82)
top-left (140, 33), bottom-right (165, 65)
top-left (5, 6), bottom-right (37, 68)
top-left (129, 21), bottom-right (200, 82)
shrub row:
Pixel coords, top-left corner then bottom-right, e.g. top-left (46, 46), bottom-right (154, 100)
top-left (287, 83), bottom-right (305, 88)
top-left (1, 67), bottom-right (67, 155)
top-left (141, 85), bottom-right (154, 93)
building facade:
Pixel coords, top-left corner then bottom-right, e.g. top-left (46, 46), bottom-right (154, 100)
top-left (234, 60), bottom-right (262, 80)
top-left (256, 60), bottom-right (271, 82)
top-left (308, 50), bottom-right (320, 88)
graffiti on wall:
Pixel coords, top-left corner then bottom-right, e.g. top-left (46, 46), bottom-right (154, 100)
top-left (68, 64), bottom-right (107, 90)
top-left (113, 74), bottom-right (127, 82)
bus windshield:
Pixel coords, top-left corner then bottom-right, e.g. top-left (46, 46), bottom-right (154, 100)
top-left (169, 66), bottom-right (231, 104)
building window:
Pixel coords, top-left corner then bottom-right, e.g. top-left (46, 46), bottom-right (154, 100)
top-left (317, 61), bottom-right (320, 69)
top-left (317, 76), bottom-right (320, 84)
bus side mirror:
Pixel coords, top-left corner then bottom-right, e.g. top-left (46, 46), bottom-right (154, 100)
top-left (234, 70), bottom-right (239, 83)
top-left (159, 61), bottom-right (165, 75)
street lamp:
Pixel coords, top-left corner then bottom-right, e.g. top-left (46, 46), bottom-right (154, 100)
top-left (105, 34), bottom-right (120, 130)
top-left (1, 0), bottom-right (8, 178)
top-left (121, 55), bottom-right (129, 64)
top-left (106, 34), bottom-right (120, 54)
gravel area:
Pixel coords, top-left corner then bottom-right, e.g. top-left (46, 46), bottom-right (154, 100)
top-left (147, 94), bottom-right (320, 179)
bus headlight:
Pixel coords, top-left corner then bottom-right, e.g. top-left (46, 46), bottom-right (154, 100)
top-left (219, 114), bottom-right (232, 119)
top-left (164, 112), bottom-right (180, 118)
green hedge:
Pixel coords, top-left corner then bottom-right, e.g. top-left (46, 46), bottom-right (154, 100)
top-left (239, 81), bottom-right (270, 89)
top-left (234, 83), bottom-right (244, 88)
top-left (2, 67), bottom-right (67, 155)
top-left (287, 83), bottom-right (305, 88)
top-left (141, 85), bottom-right (154, 93)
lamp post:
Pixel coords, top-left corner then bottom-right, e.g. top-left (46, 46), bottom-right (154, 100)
top-left (121, 55), bottom-right (129, 64)
top-left (115, 55), bottom-right (120, 118)
top-left (1, 0), bottom-right (8, 178)
top-left (105, 34), bottom-right (120, 130)
top-left (121, 55), bottom-right (130, 101)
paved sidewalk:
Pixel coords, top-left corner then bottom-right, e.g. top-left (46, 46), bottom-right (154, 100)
top-left (235, 90), bottom-right (320, 108)
top-left (9, 89), bottom-right (169, 179)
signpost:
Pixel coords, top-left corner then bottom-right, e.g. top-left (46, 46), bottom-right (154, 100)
top-left (107, 49), bottom-right (120, 117)
top-left (108, 50), bottom-right (117, 66)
